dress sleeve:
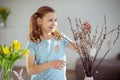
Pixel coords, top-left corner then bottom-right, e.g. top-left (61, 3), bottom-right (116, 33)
top-left (27, 40), bottom-right (36, 55)
top-left (63, 34), bottom-right (72, 48)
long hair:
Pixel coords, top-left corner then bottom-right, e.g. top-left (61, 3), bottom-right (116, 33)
top-left (29, 6), bottom-right (62, 43)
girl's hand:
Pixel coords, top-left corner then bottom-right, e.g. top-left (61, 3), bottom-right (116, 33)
top-left (83, 21), bottom-right (91, 34)
top-left (50, 60), bottom-right (66, 70)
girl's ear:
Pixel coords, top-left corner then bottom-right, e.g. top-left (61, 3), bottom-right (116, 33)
top-left (37, 17), bottom-right (42, 25)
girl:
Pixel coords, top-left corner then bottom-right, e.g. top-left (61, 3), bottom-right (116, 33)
top-left (26, 6), bottom-right (77, 80)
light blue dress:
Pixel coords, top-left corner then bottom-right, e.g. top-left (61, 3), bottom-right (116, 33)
top-left (27, 35), bottom-right (71, 80)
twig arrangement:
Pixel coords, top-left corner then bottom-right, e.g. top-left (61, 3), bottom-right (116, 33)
top-left (67, 16), bottom-right (120, 77)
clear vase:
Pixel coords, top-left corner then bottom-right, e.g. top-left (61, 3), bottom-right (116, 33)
top-left (84, 76), bottom-right (94, 80)
top-left (0, 67), bottom-right (13, 80)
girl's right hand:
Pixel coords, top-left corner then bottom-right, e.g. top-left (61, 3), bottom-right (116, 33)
top-left (50, 60), bottom-right (66, 70)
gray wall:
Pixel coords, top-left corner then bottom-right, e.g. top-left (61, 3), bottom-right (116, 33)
top-left (0, 0), bottom-right (120, 69)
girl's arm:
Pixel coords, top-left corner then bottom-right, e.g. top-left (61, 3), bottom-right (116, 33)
top-left (26, 54), bottom-right (66, 75)
top-left (67, 41), bottom-right (78, 52)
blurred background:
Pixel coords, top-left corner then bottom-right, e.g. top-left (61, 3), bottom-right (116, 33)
top-left (0, 0), bottom-right (120, 70)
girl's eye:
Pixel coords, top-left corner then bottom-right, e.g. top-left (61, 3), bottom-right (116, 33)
top-left (49, 19), bottom-right (53, 22)
top-left (55, 19), bottom-right (57, 22)
top-left (48, 19), bottom-right (57, 22)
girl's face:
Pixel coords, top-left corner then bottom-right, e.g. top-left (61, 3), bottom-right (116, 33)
top-left (38, 12), bottom-right (57, 35)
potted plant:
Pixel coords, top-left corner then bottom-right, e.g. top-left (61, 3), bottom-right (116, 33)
top-left (0, 40), bottom-right (30, 80)
top-left (0, 6), bottom-right (10, 28)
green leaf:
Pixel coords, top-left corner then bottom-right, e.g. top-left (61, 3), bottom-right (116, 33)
top-left (0, 45), bottom-right (4, 54)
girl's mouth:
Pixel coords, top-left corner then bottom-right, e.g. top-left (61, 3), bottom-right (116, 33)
top-left (49, 26), bottom-right (54, 30)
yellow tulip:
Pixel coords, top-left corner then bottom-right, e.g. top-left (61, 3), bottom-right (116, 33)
top-left (3, 47), bottom-right (9, 54)
top-left (0, 6), bottom-right (3, 12)
top-left (13, 40), bottom-right (21, 50)
top-left (0, 40), bottom-right (30, 80)
top-left (23, 49), bottom-right (30, 56)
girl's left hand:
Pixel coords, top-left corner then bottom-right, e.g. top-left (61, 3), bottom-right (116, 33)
top-left (83, 21), bottom-right (91, 33)
top-left (50, 60), bottom-right (66, 70)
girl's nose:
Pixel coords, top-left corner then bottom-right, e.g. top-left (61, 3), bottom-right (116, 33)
top-left (52, 21), bottom-right (57, 26)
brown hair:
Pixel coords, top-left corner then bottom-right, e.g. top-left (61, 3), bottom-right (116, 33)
top-left (29, 6), bottom-right (63, 43)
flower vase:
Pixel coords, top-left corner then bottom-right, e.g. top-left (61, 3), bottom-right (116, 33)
top-left (84, 76), bottom-right (94, 80)
top-left (0, 67), bottom-right (13, 80)
top-left (0, 17), bottom-right (5, 28)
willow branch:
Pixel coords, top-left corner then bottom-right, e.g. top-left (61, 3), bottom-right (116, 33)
top-left (92, 49), bottom-right (110, 75)
top-left (113, 25), bottom-right (120, 45)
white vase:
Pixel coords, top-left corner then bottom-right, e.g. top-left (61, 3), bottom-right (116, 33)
top-left (84, 76), bottom-right (94, 80)
top-left (0, 18), bottom-right (5, 28)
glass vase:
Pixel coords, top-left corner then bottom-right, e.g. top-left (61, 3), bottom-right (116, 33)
top-left (0, 67), bottom-right (13, 80)
top-left (84, 76), bottom-right (94, 80)
top-left (0, 17), bottom-right (5, 28)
